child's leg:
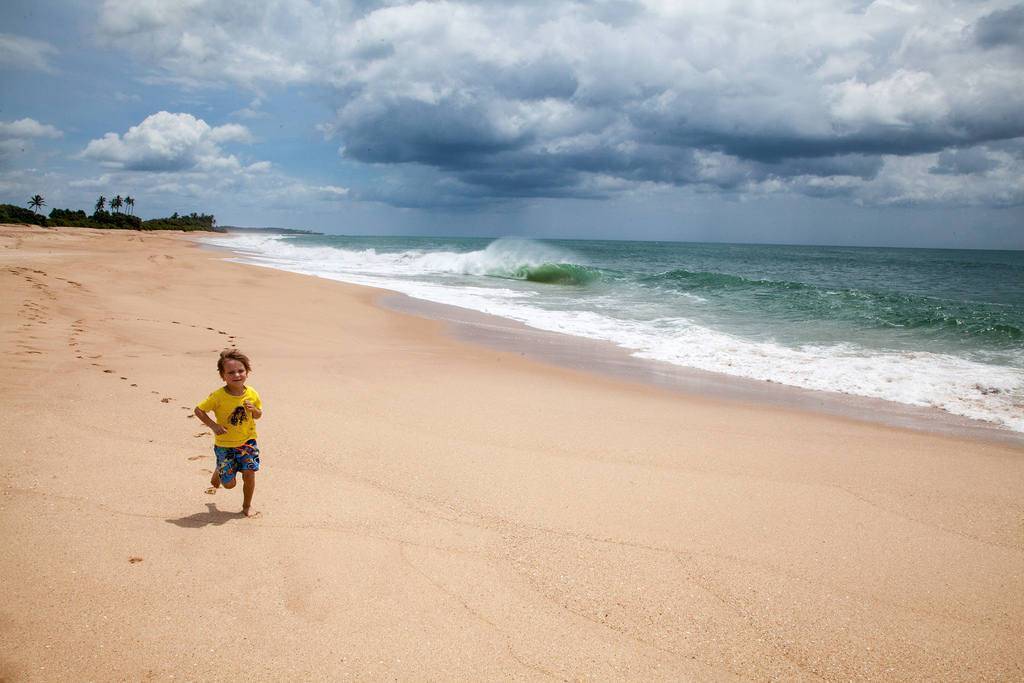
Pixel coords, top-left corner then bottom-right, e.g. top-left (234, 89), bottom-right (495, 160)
top-left (241, 471), bottom-right (257, 516)
top-left (207, 449), bottom-right (224, 494)
top-left (210, 446), bottom-right (238, 491)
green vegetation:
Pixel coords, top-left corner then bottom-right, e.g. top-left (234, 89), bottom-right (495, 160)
top-left (141, 212), bottom-right (216, 231)
top-left (0, 203), bottom-right (48, 226)
top-left (48, 208), bottom-right (142, 229)
top-left (2, 192), bottom-right (219, 232)
top-left (48, 208), bottom-right (88, 225)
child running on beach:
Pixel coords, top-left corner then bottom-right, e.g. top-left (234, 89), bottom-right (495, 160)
top-left (194, 349), bottom-right (263, 517)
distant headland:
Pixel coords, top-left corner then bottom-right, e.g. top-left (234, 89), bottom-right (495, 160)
top-left (219, 226), bottom-right (321, 235)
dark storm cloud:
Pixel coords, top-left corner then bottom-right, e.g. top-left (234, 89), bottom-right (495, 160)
top-left (335, 85), bottom-right (1021, 204)
top-left (89, 0), bottom-right (1024, 209)
top-left (973, 4), bottom-right (1024, 48)
top-left (439, 166), bottom-right (605, 200)
top-left (760, 155), bottom-right (884, 181)
top-left (323, 0), bottom-right (1024, 207)
top-left (678, 125), bottom-right (1020, 164)
top-left (930, 148), bottom-right (1000, 175)
top-left (492, 60), bottom-right (579, 102)
top-left (339, 95), bottom-right (528, 166)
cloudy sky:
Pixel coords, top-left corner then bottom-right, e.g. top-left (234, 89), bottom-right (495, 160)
top-left (2, 0), bottom-right (1023, 247)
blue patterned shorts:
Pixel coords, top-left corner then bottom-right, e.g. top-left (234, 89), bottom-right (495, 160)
top-left (214, 439), bottom-right (259, 485)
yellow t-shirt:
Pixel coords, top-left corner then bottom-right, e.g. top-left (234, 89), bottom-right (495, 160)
top-left (196, 386), bottom-right (262, 447)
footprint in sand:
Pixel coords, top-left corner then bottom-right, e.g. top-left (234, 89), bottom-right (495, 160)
top-left (160, 397), bottom-right (172, 403)
top-left (205, 487), bottom-right (217, 495)
top-left (130, 383), bottom-right (137, 387)
top-left (187, 454), bottom-right (204, 460)
top-left (128, 557), bottom-right (143, 564)
top-left (103, 369), bottom-right (113, 373)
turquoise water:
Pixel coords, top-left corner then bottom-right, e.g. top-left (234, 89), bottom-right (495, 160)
top-left (208, 233), bottom-right (1024, 431)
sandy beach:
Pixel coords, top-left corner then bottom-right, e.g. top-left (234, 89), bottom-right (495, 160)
top-left (1, 224), bottom-right (1022, 681)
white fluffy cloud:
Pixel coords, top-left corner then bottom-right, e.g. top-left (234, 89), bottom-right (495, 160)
top-left (91, 1), bottom-right (1024, 207)
top-left (0, 118), bottom-right (63, 165)
top-left (68, 111), bottom-right (347, 217)
top-left (0, 118), bottom-right (63, 139)
top-left (828, 70), bottom-right (951, 129)
top-left (81, 111), bottom-right (252, 171)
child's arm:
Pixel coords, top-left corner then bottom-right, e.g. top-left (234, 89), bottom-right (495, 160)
top-left (243, 400), bottom-right (262, 420)
top-left (194, 407), bottom-right (227, 435)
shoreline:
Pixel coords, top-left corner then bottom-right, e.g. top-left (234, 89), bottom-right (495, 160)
top-left (3, 224), bottom-right (1022, 680)
top-left (382, 292), bottom-right (1024, 447)
top-left (200, 235), bottom-right (1023, 446)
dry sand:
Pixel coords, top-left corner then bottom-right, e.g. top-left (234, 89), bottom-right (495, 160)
top-left (1, 224), bottom-right (1021, 681)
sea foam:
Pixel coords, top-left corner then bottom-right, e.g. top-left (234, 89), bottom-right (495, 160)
top-left (202, 234), bottom-right (1024, 432)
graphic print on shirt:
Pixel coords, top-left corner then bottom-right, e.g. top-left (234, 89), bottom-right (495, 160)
top-left (229, 405), bottom-right (248, 426)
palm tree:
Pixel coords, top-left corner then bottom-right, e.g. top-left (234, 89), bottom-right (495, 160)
top-left (28, 194), bottom-right (46, 214)
top-left (124, 196), bottom-right (135, 215)
top-left (111, 195), bottom-right (123, 213)
top-left (95, 196), bottom-right (106, 213)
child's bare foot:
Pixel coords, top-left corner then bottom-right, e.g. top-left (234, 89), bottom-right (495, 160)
top-left (209, 471), bottom-right (221, 488)
top-left (241, 507), bottom-right (260, 518)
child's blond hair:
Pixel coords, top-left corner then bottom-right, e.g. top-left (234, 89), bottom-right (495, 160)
top-left (217, 348), bottom-right (252, 375)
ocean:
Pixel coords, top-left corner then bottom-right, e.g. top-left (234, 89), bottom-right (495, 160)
top-left (203, 233), bottom-right (1024, 433)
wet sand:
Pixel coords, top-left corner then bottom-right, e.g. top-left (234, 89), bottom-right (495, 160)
top-left (1, 224), bottom-right (1022, 681)
top-left (380, 294), bottom-right (1024, 446)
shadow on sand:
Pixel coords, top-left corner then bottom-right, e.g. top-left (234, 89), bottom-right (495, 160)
top-left (166, 502), bottom-right (242, 528)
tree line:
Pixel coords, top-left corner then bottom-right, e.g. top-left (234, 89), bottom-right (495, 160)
top-left (0, 193), bottom-right (218, 232)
